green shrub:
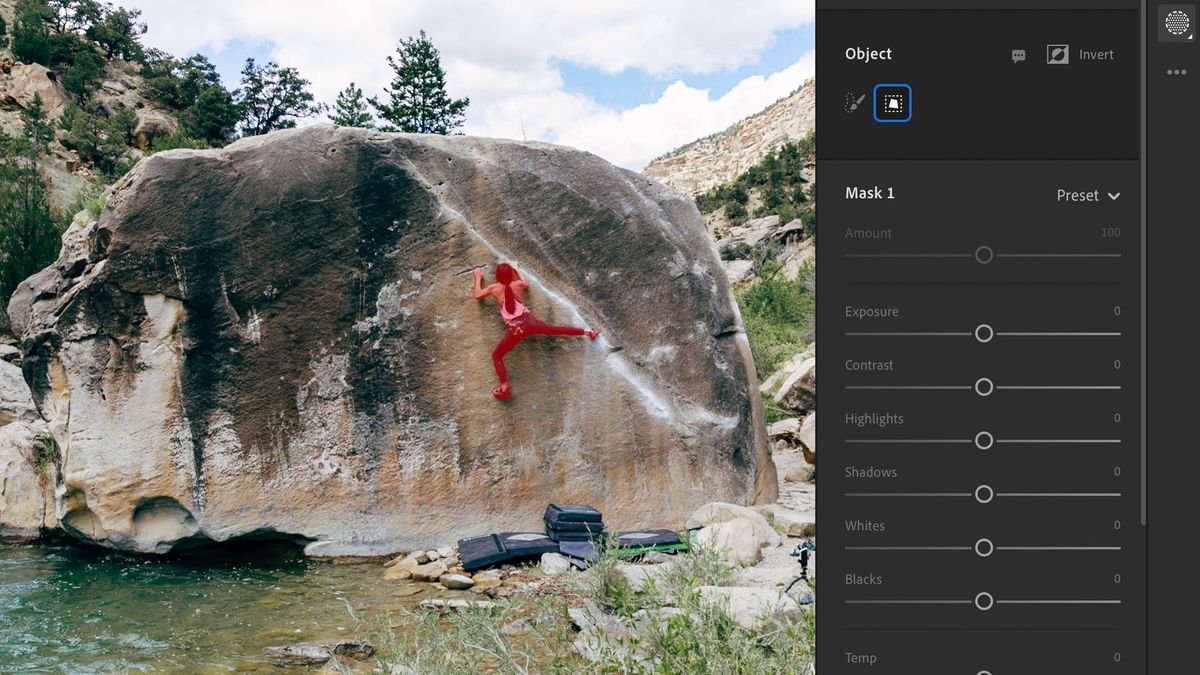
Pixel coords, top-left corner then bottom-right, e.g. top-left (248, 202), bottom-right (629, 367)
top-left (149, 129), bottom-right (207, 152)
top-left (736, 261), bottom-right (815, 378)
top-left (720, 242), bottom-right (754, 261)
top-left (725, 200), bottom-right (748, 225)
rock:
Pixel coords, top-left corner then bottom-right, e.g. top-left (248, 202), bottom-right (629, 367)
top-left (697, 586), bottom-right (801, 630)
top-left (426, 549), bottom-right (441, 562)
top-left (540, 552), bottom-right (573, 576)
top-left (0, 361), bottom-right (56, 541)
top-left (779, 237), bottom-right (815, 280)
top-left (774, 450), bottom-right (813, 484)
top-left (695, 519), bottom-right (764, 567)
top-left (755, 504), bottom-right (816, 538)
top-left (722, 259), bottom-right (755, 285)
top-left (8, 125), bottom-right (774, 555)
top-left (797, 413), bottom-right (816, 465)
top-left (132, 106), bottom-right (180, 149)
top-left (774, 358), bottom-right (816, 414)
top-left (382, 565), bottom-right (412, 580)
top-left (436, 546), bottom-right (455, 559)
top-left (264, 644), bottom-right (330, 667)
top-left (418, 598), bottom-right (497, 611)
top-left (568, 601), bottom-right (635, 663)
top-left (439, 573), bottom-right (474, 590)
top-left (500, 617), bottom-right (532, 636)
top-left (641, 550), bottom-right (677, 565)
top-left (3, 63), bottom-right (72, 119)
top-left (759, 343), bottom-right (815, 397)
top-left (615, 561), bottom-right (676, 592)
top-left (409, 561), bottom-right (448, 582)
top-left (332, 642), bottom-right (375, 660)
top-left (716, 215), bottom-right (781, 250)
top-left (384, 551), bottom-right (422, 568)
top-left (685, 502), bottom-right (780, 549)
top-left (766, 417), bottom-right (800, 439)
top-left (0, 344), bottom-right (19, 362)
top-left (471, 570), bottom-right (503, 591)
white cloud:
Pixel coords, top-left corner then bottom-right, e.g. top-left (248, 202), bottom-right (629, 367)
top-left (124, 0), bottom-right (815, 169)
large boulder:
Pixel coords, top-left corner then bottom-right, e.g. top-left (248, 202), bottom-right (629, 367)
top-left (8, 125), bottom-right (776, 555)
top-left (2, 63), bottom-right (72, 120)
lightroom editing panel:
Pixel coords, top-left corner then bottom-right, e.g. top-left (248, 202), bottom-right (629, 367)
top-left (1, 1), bottom-right (1194, 672)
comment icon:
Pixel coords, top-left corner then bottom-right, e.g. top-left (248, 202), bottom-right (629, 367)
top-left (1012, 49), bottom-right (1026, 63)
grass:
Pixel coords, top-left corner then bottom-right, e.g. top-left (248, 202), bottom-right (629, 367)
top-left (735, 260), bottom-right (815, 381)
top-left (34, 434), bottom-right (56, 476)
top-left (354, 541), bottom-right (813, 674)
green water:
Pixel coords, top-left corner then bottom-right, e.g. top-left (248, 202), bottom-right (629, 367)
top-left (0, 540), bottom-right (419, 673)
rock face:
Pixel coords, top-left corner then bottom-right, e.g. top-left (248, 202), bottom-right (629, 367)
top-left (1, 62), bottom-right (72, 120)
top-left (643, 81), bottom-right (815, 196)
top-left (0, 360), bottom-right (55, 541)
top-left (8, 125), bottom-right (776, 555)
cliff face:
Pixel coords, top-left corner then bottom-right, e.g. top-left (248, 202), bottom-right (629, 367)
top-left (643, 80), bottom-right (815, 197)
top-left (8, 125), bottom-right (776, 555)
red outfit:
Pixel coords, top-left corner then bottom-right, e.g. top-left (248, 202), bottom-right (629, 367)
top-left (491, 309), bottom-right (586, 384)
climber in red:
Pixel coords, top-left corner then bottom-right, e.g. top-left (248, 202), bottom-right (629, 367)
top-left (474, 262), bottom-right (599, 399)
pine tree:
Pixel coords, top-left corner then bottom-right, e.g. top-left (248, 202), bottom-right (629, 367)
top-left (235, 58), bottom-right (326, 136)
top-left (370, 31), bottom-right (469, 134)
top-left (329, 82), bottom-right (374, 128)
top-left (0, 94), bottom-right (65, 304)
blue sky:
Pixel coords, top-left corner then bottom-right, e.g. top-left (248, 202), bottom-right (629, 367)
top-left (128, 1), bottom-right (816, 170)
top-left (556, 26), bottom-right (814, 109)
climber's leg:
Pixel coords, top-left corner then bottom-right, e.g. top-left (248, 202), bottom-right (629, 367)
top-left (520, 314), bottom-right (598, 340)
top-left (491, 329), bottom-right (524, 399)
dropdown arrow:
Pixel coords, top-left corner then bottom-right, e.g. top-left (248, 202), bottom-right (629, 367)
top-left (1108, 192), bottom-right (1121, 200)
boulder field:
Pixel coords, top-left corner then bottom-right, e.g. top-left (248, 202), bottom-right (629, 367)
top-left (6, 125), bottom-right (776, 555)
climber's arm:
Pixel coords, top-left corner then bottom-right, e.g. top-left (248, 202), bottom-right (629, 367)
top-left (473, 268), bottom-right (497, 300)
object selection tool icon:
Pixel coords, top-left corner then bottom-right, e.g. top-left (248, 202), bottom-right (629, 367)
top-left (873, 84), bottom-right (912, 123)
top-left (1047, 44), bottom-right (1070, 64)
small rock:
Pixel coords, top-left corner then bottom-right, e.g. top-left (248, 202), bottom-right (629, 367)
top-left (767, 417), bottom-right (800, 439)
top-left (440, 573), bottom-right (474, 590)
top-left (540, 552), bottom-right (573, 576)
top-left (697, 586), bottom-right (801, 629)
top-left (500, 617), bottom-right (532, 636)
top-left (686, 502), bottom-right (780, 549)
top-left (774, 357), bottom-right (816, 414)
top-left (413, 551), bottom-right (430, 564)
top-left (426, 549), bottom-right (441, 561)
top-left (755, 504), bottom-right (816, 538)
top-left (615, 561), bottom-right (676, 592)
top-left (332, 641), bottom-right (375, 660)
top-left (695, 519), bottom-right (763, 567)
top-left (419, 598), bottom-right (497, 611)
top-left (471, 570), bottom-right (503, 591)
top-left (383, 565), bottom-right (412, 580)
top-left (437, 546), bottom-right (455, 559)
top-left (410, 561), bottom-right (448, 582)
top-left (264, 644), bottom-right (330, 667)
top-left (641, 550), bottom-right (677, 565)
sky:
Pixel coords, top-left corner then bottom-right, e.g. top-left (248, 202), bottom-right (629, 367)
top-left (122, 1), bottom-right (816, 171)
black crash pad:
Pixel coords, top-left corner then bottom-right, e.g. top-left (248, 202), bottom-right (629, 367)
top-left (458, 532), bottom-right (559, 571)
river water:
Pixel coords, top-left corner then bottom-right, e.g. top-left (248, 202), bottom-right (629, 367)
top-left (0, 540), bottom-right (416, 673)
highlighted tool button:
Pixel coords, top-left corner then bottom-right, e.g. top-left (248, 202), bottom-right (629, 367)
top-left (873, 84), bottom-right (912, 123)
